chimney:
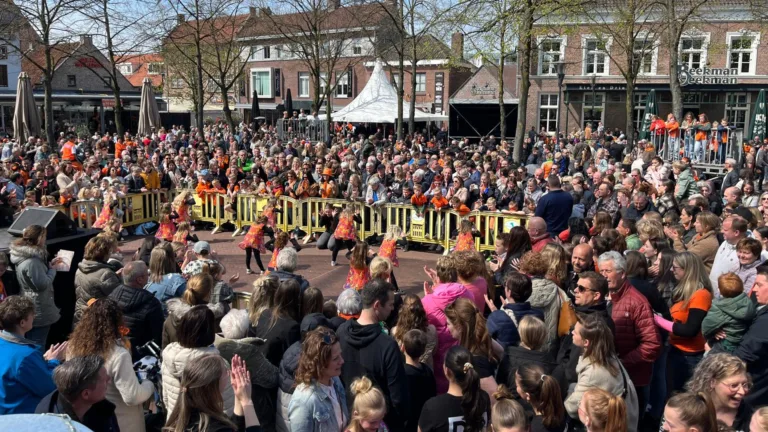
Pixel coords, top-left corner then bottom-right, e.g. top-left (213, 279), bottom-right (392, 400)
top-left (451, 32), bottom-right (464, 60)
top-left (176, 14), bottom-right (185, 25)
top-left (80, 35), bottom-right (92, 46)
top-left (249, 6), bottom-right (256, 16)
top-left (258, 7), bottom-right (271, 16)
top-left (328, 0), bottom-right (341, 10)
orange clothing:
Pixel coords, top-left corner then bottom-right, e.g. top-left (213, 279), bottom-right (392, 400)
top-left (115, 141), bottom-right (126, 157)
top-left (665, 120), bottom-right (680, 138)
top-left (542, 160), bottom-right (553, 178)
top-left (196, 182), bottom-right (210, 199)
top-left (454, 204), bottom-right (470, 216)
top-left (61, 141), bottom-right (76, 161)
top-left (141, 171), bottom-right (160, 190)
top-left (669, 289), bottom-right (712, 353)
top-left (650, 119), bottom-right (666, 135)
top-left (411, 194), bottom-right (427, 207)
top-left (431, 195), bottom-right (449, 210)
top-left (320, 182), bottom-right (334, 198)
top-left (455, 232), bottom-right (475, 251)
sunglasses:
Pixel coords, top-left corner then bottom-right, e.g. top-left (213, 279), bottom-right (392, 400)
top-left (572, 284), bottom-right (596, 293)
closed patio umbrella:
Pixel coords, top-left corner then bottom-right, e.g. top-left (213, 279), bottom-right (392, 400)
top-left (748, 89), bottom-right (766, 143)
top-left (251, 90), bottom-right (260, 119)
top-left (13, 72), bottom-right (41, 142)
top-left (137, 77), bottom-right (161, 136)
top-left (284, 88), bottom-right (293, 117)
top-left (638, 89), bottom-right (657, 141)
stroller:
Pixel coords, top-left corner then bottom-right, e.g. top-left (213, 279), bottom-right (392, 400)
top-left (134, 341), bottom-right (166, 432)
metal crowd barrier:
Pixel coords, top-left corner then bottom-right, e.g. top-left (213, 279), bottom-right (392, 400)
top-left (276, 118), bottom-right (329, 142)
top-left (52, 189), bottom-right (530, 256)
top-left (651, 128), bottom-right (743, 166)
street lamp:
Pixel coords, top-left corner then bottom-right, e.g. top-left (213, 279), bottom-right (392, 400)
top-left (556, 62), bottom-right (566, 139)
top-left (564, 90), bottom-right (570, 138)
top-left (590, 74), bottom-right (597, 128)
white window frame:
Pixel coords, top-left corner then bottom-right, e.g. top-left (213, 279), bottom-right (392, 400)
top-left (538, 93), bottom-right (559, 135)
top-left (147, 63), bottom-right (163, 75)
top-left (725, 92), bottom-right (750, 130)
top-left (727, 31), bottom-right (760, 75)
top-left (319, 72), bottom-right (328, 95)
top-left (679, 32), bottom-right (710, 70)
top-left (298, 72), bottom-right (310, 98)
top-left (415, 72), bottom-right (426, 93)
top-left (335, 71), bottom-right (350, 98)
top-left (582, 92), bottom-right (605, 128)
top-left (250, 67), bottom-right (272, 98)
top-left (582, 36), bottom-right (612, 76)
top-left (633, 35), bottom-right (658, 76)
top-left (537, 36), bottom-right (566, 75)
top-left (117, 63), bottom-right (132, 75)
top-left (171, 78), bottom-right (184, 89)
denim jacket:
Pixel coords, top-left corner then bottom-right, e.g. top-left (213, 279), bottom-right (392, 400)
top-left (288, 377), bottom-right (348, 432)
top-left (145, 273), bottom-right (186, 316)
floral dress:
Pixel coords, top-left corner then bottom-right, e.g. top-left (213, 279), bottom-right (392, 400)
top-left (155, 215), bottom-right (177, 241)
top-left (334, 215), bottom-right (357, 241)
top-left (378, 239), bottom-right (399, 267)
top-left (344, 266), bottom-right (371, 291)
top-left (176, 203), bottom-right (190, 224)
top-left (268, 247), bottom-right (282, 270)
top-left (238, 223), bottom-right (266, 252)
top-left (455, 232), bottom-right (476, 252)
top-left (93, 202), bottom-right (114, 229)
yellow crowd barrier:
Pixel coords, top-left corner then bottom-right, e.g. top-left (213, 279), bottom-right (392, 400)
top-left (51, 189), bottom-right (530, 253)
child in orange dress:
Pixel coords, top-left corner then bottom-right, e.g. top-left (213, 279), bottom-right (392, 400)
top-left (262, 198), bottom-right (282, 229)
top-left (238, 215), bottom-right (272, 274)
top-left (93, 188), bottom-right (119, 229)
top-left (155, 203), bottom-right (177, 241)
top-left (331, 206), bottom-right (362, 266)
top-left (378, 225), bottom-right (403, 291)
top-left (454, 219), bottom-right (479, 252)
top-left (173, 222), bottom-right (199, 246)
top-left (267, 230), bottom-right (302, 272)
top-left (172, 190), bottom-right (196, 224)
top-left (344, 241), bottom-right (372, 291)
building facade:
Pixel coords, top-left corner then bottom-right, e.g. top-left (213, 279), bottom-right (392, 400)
top-left (526, 4), bottom-right (768, 139)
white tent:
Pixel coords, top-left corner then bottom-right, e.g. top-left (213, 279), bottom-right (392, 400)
top-left (332, 60), bottom-right (447, 123)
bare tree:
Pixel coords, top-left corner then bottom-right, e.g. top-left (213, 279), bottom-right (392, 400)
top-left (369, 1), bottom-right (406, 139)
top-left (575, 0), bottom-right (666, 147)
top-left (0, 0), bottom-right (83, 144)
top-left (248, 0), bottom-right (386, 126)
top-left (77, 0), bottom-right (158, 137)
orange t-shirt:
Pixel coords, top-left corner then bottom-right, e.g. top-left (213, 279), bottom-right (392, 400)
top-left (411, 194), bottom-right (427, 206)
top-left (61, 141), bottom-right (76, 161)
top-left (431, 196), bottom-right (449, 210)
top-left (115, 141), bottom-right (126, 157)
top-left (454, 204), bottom-right (470, 216)
top-left (669, 289), bottom-right (712, 353)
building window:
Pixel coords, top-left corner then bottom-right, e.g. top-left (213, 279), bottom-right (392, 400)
top-left (117, 63), bottom-right (132, 75)
top-left (67, 75), bottom-right (76, 87)
top-left (263, 46), bottom-right (271, 60)
top-left (336, 71), bottom-right (350, 97)
top-left (251, 69), bottom-right (271, 98)
top-left (298, 72), bottom-right (310, 97)
top-left (728, 34), bottom-right (757, 75)
top-left (582, 93), bottom-right (604, 128)
top-left (147, 63), bottom-right (163, 74)
top-left (415, 73), bottom-right (426, 93)
top-left (633, 39), bottom-right (655, 75)
top-left (205, 79), bottom-right (217, 93)
top-left (274, 46), bottom-right (281, 59)
top-left (633, 92), bottom-right (648, 133)
top-left (104, 76), bottom-right (112, 88)
top-left (0, 46), bottom-right (8, 60)
top-left (539, 94), bottom-right (559, 134)
top-left (0, 65), bottom-right (7, 87)
top-left (319, 72), bottom-right (328, 95)
top-left (680, 37), bottom-right (706, 69)
top-left (171, 78), bottom-right (184, 89)
top-left (725, 92), bottom-right (750, 129)
top-left (584, 39), bottom-right (608, 75)
top-left (539, 38), bottom-right (563, 75)
top-left (353, 45), bottom-right (362, 55)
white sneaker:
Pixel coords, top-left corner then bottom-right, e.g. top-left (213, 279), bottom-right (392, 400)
top-left (331, 261), bottom-right (337, 267)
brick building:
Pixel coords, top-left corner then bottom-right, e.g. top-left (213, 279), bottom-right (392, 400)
top-left (119, 53), bottom-right (165, 90)
top-left (526, 2), bottom-right (768, 138)
top-left (232, 4), bottom-right (473, 124)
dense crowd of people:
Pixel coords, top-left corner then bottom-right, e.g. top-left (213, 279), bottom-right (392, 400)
top-left (2, 118), bottom-right (768, 432)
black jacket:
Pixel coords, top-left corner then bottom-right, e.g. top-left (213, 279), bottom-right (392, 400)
top-left (126, 174), bottom-right (146, 193)
top-left (337, 319), bottom-right (408, 431)
top-left (496, 346), bottom-right (558, 413)
top-left (36, 391), bottom-right (120, 432)
top-left (109, 284), bottom-right (164, 359)
top-left (248, 309), bottom-right (300, 367)
top-left (734, 306), bottom-right (768, 407)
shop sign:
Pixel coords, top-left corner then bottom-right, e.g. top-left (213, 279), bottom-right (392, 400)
top-left (573, 84), bottom-right (626, 91)
top-left (434, 72), bottom-right (444, 105)
top-left (101, 98), bottom-right (124, 108)
top-left (470, 82), bottom-right (496, 96)
top-left (74, 58), bottom-right (103, 68)
top-left (678, 64), bottom-right (738, 86)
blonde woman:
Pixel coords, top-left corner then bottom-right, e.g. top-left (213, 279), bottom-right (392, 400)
top-left (684, 211), bottom-right (720, 272)
top-left (686, 353), bottom-right (752, 430)
top-left (652, 252), bottom-right (712, 393)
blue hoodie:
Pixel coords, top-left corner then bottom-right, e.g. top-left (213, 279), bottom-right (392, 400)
top-left (0, 331), bottom-right (59, 414)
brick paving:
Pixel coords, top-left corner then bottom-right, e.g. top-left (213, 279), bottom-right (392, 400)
top-left (120, 231), bottom-right (442, 299)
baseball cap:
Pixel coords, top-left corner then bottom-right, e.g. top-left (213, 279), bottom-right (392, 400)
top-left (193, 241), bottom-right (211, 254)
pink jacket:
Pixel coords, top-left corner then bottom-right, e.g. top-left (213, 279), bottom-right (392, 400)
top-left (463, 277), bottom-right (488, 314)
top-left (422, 282), bottom-right (475, 393)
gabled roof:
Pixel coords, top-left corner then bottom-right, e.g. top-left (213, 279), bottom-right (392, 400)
top-left (377, 34), bottom-right (467, 63)
top-left (449, 61), bottom-right (518, 104)
top-left (165, 14), bottom-right (250, 46)
top-left (121, 53), bottom-right (164, 87)
top-left (236, 3), bottom-right (388, 40)
top-left (22, 41), bottom-right (79, 86)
